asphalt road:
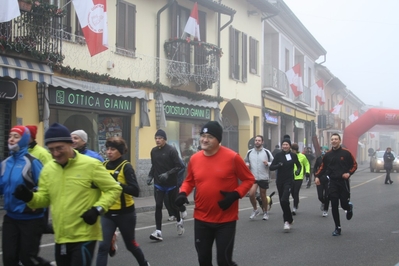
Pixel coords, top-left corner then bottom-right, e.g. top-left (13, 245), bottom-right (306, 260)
top-left (2, 166), bottom-right (399, 266)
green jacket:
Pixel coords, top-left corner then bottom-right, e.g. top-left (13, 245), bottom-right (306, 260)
top-left (28, 144), bottom-right (53, 165)
top-left (28, 151), bottom-right (122, 244)
top-left (294, 153), bottom-right (310, 180)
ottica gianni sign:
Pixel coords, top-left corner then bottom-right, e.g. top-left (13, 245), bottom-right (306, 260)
top-left (49, 88), bottom-right (136, 114)
top-left (164, 102), bottom-right (211, 120)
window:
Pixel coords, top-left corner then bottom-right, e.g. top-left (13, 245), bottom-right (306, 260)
top-left (229, 26), bottom-right (247, 82)
top-left (249, 37), bottom-right (258, 74)
top-left (171, 3), bottom-right (206, 42)
top-left (116, 1), bottom-right (136, 57)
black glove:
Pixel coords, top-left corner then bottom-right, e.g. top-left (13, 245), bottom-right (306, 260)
top-left (13, 184), bottom-right (33, 202)
top-left (305, 173), bottom-right (310, 178)
top-left (218, 191), bottom-right (240, 211)
top-left (175, 192), bottom-right (189, 207)
top-left (158, 172), bottom-right (169, 183)
top-left (81, 207), bottom-right (100, 225)
top-left (295, 170), bottom-right (300, 176)
top-left (147, 176), bottom-right (154, 186)
top-left (277, 162), bottom-right (283, 168)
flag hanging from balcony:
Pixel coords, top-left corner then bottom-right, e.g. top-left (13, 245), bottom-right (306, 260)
top-left (311, 79), bottom-right (325, 105)
top-left (285, 64), bottom-right (303, 97)
top-left (369, 132), bottom-right (375, 139)
top-left (349, 110), bottom-right (359, 123)
top-left (0, 0), bottom-right (20, 23)
top-left (183, 2), bottom-right (201, 41)
top-left (330, 99), bottom-right (344, 115)
top-left (72, 0), bottom-right (108, 57)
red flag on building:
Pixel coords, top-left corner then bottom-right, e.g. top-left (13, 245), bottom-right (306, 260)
top-left (369, 132), bottom-right (375, 139)
top-left (0, 0), bottom-right (20, 23)
top-left (311, 79), bottom-right (325, 105)
top-left (330, 99), bottom-right (344, 115)
top-left (349, 110), bottom-right (359, 123)
top-left (184, 2), bottom-right (201, 41)
top-left (72, 0), bottom-right (108, 57)
top-left (285, 64), bottom-right (303, 97)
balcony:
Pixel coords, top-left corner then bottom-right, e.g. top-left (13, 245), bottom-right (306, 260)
top-left (262, 64), bottom-right (289, 96)
top-left (319, 110), bottom-right (335, 129)
top-left (164, 39), bottom-right (220, 91)
top-left (0, 4), bottom-right (64, 67)
top-left (294, 85), bottom-right (311, 107)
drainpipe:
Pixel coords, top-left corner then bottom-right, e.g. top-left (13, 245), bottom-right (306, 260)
top-left (156, 0), bottom-right (176, 83)
top-left (318, 54), bottom-right (327, 65)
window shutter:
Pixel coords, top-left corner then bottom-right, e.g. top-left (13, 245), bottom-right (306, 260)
top-left (242, 33), bottom-right (248, 83)
top-left (170, 2), bottom-right (178, 38)
top-left (229, 26), bottom-right (235, 79)
top-left (127, 4), bottom-right (136, 51)
top-left (116, 2), bottom-right (126, 48)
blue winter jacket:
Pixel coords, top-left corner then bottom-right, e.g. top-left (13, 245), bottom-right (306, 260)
top-left (0, 127), bottom-right (44, 220)
top-left (82, 148), bottom-right (104, 162)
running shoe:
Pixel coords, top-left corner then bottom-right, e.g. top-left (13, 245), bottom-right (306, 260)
top-left (109, 232), bottom-right (118, 257)
top-left (167, 215), bottom-right (176, 221)
top-left (262, 212), bottom-right (269, 220)
top-left (284, 221), bottom-right (290, 232)
top-left (249, 209), bottom-right (260, 219)
top-left (149, 230), bottom-right (163, 241)
top-left (332, 227), bottom-right (341, 236)
top-left (177, 220), bottom-right (184, 236)
top-left (292, 207), bottom-right (297, 216)
top-left (346, 202), bottom-right (353, 220)
top-left (181, 211), bottom-right (187, 219)
top-left (322, 211), bottom-right (328, 217)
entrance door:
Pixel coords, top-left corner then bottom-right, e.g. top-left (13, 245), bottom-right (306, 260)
top-left (222, 117), bottom-right (238, 152)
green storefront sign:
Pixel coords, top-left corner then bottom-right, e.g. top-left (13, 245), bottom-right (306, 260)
top-left (164, 102), bottom-right (211, 120)
top-left (49, 88), bottom-right (136, 114)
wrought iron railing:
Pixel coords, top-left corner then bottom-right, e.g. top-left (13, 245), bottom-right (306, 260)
top-left (164, 39), bottom-right (220, 90)
top-left (294, 85), bottom-right (311, 105)
top-left (263, 64), bottom-right (289, 95)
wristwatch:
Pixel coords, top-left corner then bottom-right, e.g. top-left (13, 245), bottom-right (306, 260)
top-left (95, 206), bottom-right (105, 215)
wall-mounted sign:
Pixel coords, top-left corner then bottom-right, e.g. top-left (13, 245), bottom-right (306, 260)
top-left (264, 112), bottom-right (278, 124)
top-left (164, 102), bottom-right (211, 120)
top-left (49, 87), bottom-right (136, 114)
top-left (0, 80), bottom-right (17, 100)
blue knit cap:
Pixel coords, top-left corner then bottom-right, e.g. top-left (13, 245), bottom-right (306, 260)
top-left (45, 123), bottom-right (73, 145)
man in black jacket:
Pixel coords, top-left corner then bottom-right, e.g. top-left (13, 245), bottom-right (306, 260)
top-left (383, 147), bottom-right (394, 184)
top-left (147, 129), bottom-right (183, 241)
top-left (315, 133), bottom-right (357, 236)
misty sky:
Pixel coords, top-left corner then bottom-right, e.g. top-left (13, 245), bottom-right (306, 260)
top-left (284, 0), bottom-right (399, 109)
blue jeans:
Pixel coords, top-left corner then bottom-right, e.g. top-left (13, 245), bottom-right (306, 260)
top-left (96, 210), bottom-right (147, 266)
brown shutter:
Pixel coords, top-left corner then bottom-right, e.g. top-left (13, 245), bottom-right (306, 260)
top-left (170, 2), bottom-right (178, 38)
top-left (116, 1), bottom-right (126, 48)
top-left (127, 4), bottom-right (136, 51)
top-left (242, 33), bottom-right (247, 83)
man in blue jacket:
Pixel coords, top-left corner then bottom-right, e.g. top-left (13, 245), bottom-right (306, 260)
top-left (71, 129), bottom-right (104, 162)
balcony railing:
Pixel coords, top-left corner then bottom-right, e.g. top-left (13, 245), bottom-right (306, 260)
top-left (0, 7), bottom-right (64, 66)
top-left (262, 64), bottom-right (289, 95)
top-left (319, 110), bottom-right (335, 128)
top-left (164, 39), bottom-right (220, 90)
top-left (294, 85), bottom-right (311, 106)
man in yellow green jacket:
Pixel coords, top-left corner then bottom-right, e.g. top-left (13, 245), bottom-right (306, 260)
top-left (14, 123), bottom-right (122, 266)
top-left (290, 143), bottom-right (310, 215)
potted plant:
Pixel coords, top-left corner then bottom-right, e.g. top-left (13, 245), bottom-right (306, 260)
top-left (18, 0), bottom-right (33, 12)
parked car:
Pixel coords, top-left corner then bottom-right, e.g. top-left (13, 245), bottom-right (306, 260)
top-left (370, 151), bottom-right (399, 173)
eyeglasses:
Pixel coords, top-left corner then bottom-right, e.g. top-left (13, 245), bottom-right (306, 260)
top-left (200, 134), bottom-right (215, 140)
top-left (48, 145), bottom-right (67, 153)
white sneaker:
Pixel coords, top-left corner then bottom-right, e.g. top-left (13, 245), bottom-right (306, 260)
top-left (292, 208), bottom-right (297, 215)
top-left (167, 215), bottom-right (176, 221)
top-left (181, 211), bottom-right (187, 219)
top-left (177, 220), bottom-right (185, 236)
top-left (149, 230), bottom-right (163, 241)
top-left (322, 211), bottom-right (328, 217)
top-left (284, 221), bottom-right (290, 231)
top-left (249, 209), bottom-right (260, 219)
top-left (262, 212), bottom-right (269, 220)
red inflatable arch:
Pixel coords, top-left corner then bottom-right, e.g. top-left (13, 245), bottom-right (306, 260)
top-left (342, 108), bottom-right (399, 158)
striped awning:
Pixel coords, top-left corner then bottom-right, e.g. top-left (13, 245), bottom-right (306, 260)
top-left (0, 55), bottom-right (53, 84)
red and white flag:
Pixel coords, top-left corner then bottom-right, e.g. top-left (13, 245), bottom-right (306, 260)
top-left (285, 64), bottom-right (303, 97)
top-left (349, 110), bottom-right (359, 123)
top-left (72, 0), bottom-right (108, 57)
top-left (330, 99), bottom-right (344, 115)
top-left (311, 79), bottom-right (325, 105)
top-left (183, 2), bottom-right (200, 41)
top-left (0, 0), bottom-right (20, 23)
top-left (369, 132), bottom-right (375, 139)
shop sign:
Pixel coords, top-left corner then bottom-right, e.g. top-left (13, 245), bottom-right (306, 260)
top-left (164, 102), bottom-right (211, 120)
top-left (0, 80), bottom-right (17, 100)
top-left (264, 112), bottom-right (278, 124)
top-left (49, 88), bottom-right (136, 114)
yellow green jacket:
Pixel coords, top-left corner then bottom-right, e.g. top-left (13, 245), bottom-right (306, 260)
top-left (294, 153), bottom-right (310, 180)
top-left (28, 151), bottom-right (122, 244)
top-left (28, 144), bottom-right (52, 165)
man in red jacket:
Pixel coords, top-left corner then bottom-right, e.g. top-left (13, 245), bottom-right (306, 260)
top-left (175, 121), bottom-right (255, 266)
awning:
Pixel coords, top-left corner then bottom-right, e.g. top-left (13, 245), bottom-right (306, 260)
top-left (162, 92), bottom-right (218, 109)
top-left (0, 55), bottom-right (53, 84)
top-left (52, 76), bottom-right (147, 100)
top-left (190, 0), bottom-right (236, 15)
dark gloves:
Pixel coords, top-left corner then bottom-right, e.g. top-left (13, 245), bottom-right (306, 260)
top-left (295, 170), bottom-right (300, 176)
top-left (218, 191), bottom-right (240, 211)
top-left (147, 176), bottom-right (154, 186)
top-left (175, 192), bottom-right (189, 207)
top-left (158, 172), bottom-right (169, 183)
top-left (305, 173), bottom-right (310, 178)
top-left (81, 207), bottom-right (100, 225)
top-left (13, 184), bottom-right (33, 202)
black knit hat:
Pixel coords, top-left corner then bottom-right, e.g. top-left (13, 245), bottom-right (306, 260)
top-left (200, 121), bottom-right (223, 143)
top-left (155, 129), bottom-right (167, 140)
top-left (281, 134), bottom-right (291, 146)
top-left (106, 137), bottom-right (127, 155)
top-left (45, 123), bottom-right (73, 145)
